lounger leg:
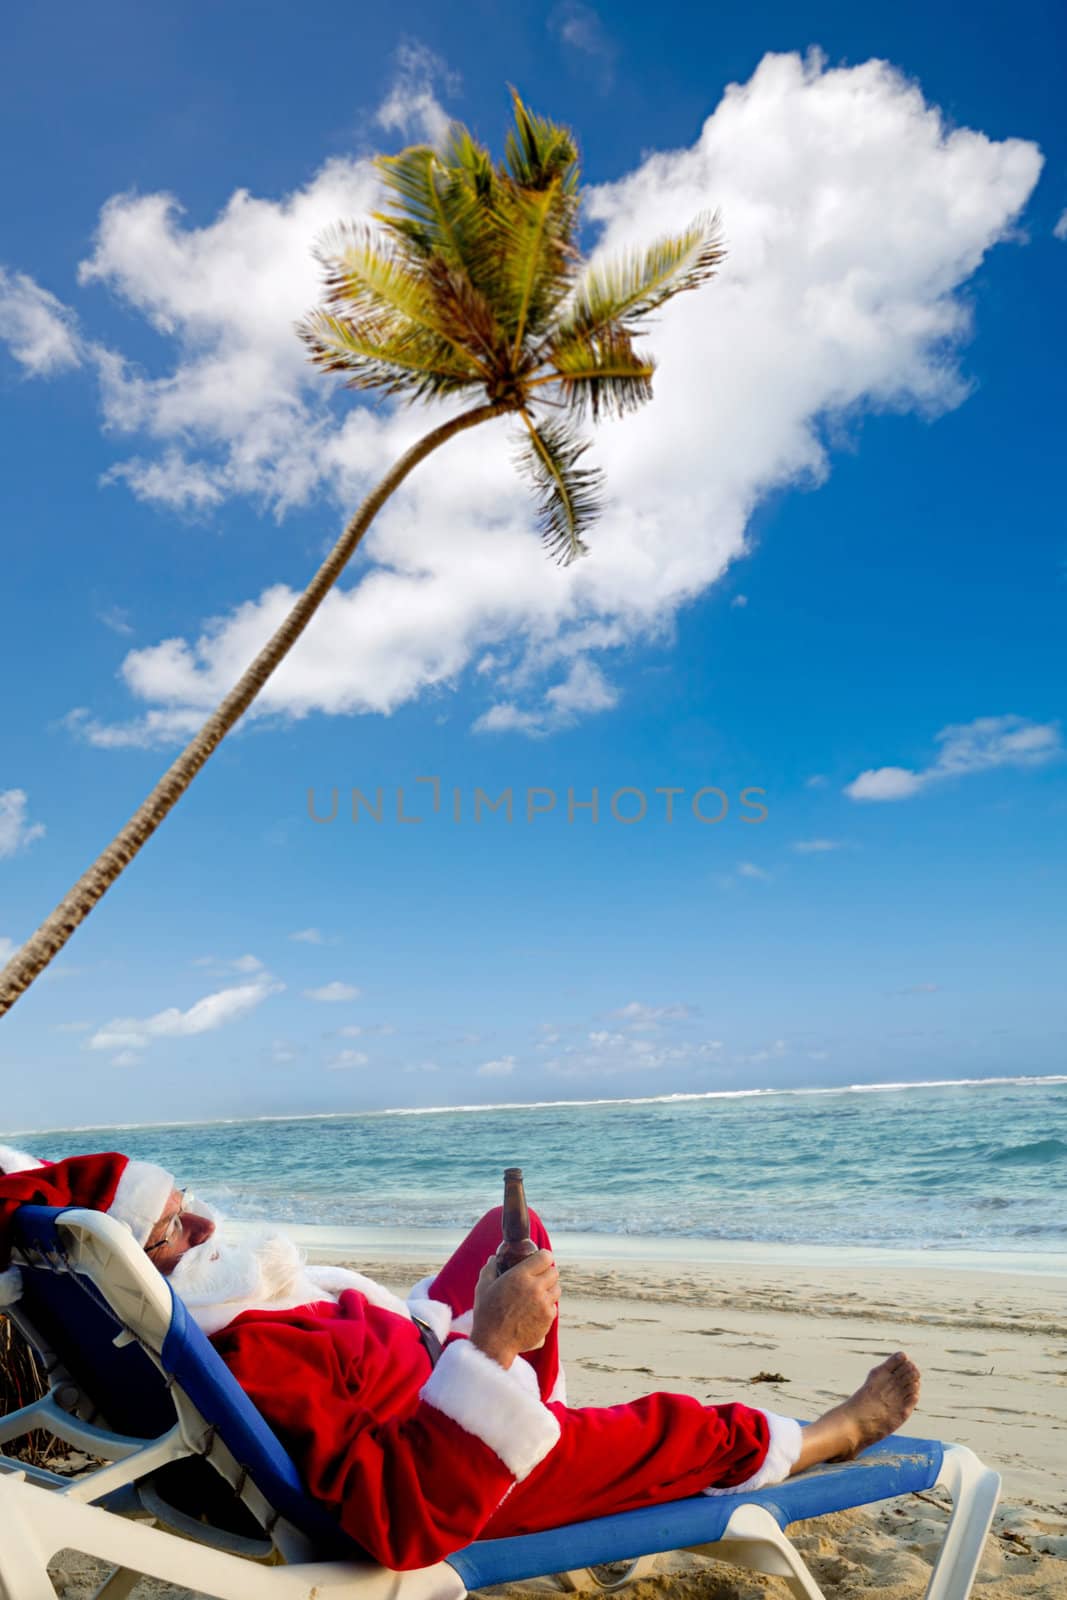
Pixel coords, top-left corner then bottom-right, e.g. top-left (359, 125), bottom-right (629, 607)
top-left (89, 1565), bottom-right (145, 1600)
top-left (688, 1504), bottom-right (827, 1600)
top-left (555, 1555), bottom-right (661, 1591)
top-left (0, 1474), bottom-right (58, 1600)
top-left (924, 1444), bottom-right (1002, 1600)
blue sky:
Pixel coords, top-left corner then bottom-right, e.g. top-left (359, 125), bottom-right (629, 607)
top-left (1, 0), bottom-right (1064, 1128)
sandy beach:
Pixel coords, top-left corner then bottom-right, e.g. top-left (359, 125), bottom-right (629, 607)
top-left (45, 1242), bottom-right (1067, 1598)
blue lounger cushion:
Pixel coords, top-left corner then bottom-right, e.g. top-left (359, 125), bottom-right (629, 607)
top-left (451, 1436), bottom-right (944, 1589)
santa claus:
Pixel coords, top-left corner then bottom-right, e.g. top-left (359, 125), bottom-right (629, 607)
top-left (0, 1145), bottom-right (920, 1571)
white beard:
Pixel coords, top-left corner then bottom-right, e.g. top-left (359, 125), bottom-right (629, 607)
top-left (166, 1219), bottom-right (437, 1338)
top-left (169, 1228), bottom-right (333, 1336)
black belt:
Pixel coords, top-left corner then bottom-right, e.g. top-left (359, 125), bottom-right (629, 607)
top-left (413, 1315), bottom-right (443, 1368)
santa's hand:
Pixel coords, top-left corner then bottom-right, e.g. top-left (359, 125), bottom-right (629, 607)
top-left (470, 1249), bottom-right (559, 1370)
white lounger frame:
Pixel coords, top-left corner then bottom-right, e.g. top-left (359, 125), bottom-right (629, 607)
top-left (0, 1211), bottom-right (1001, 1600)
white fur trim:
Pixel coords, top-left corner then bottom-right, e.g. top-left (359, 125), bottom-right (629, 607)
top-left (302, 1267), bottom-right (455, 1343)
top-left (0, 1266), bottom-right (23, 1307)
top-left (421, 1338), bottom-right (561, 1480)
top-left (546, 1363), bottom-right (567, 1405)
top-left (108, 1160), bottom-right (174, 1246)
top-left (307, 1265), bottom-right (413, 1319)
top-left (407, 1295), bottom-right (453, 1345)
top-left (405, 1276), bottom-right (455, 1343)
top-left (703, 1411), bottom-right (802, 1495)
top-left (0, 1146), bottom-right (45, 1174)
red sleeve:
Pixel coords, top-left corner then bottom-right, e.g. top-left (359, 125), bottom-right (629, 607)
top-left (214, 1304), bottom-right (561, 1570)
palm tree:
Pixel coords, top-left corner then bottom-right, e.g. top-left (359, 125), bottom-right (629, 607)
top-left (0, 94), bottom-right (724, 1017)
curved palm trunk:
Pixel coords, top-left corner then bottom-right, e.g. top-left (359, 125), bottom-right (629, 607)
top-left (0, 399), bottom-right (509, 1018)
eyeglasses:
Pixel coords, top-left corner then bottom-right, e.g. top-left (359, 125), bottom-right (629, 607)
top-left (144, 1189), bottom-right (189, 1256)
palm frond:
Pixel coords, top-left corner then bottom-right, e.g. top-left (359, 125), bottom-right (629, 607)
top-left (514, 411), bottom-right (601, 564)
top-left (313, 224), bottom-right (496, 380)
top-left (493, 179), bottom-right (579, 355)
top-left (536, 328), bottom-right (655, 420)
top-left (558, 212), bottom-right (726, 342)
top-left (298, 309), bottom-right (485, 401)
top-left (444, 123), bottom-right (497, 205)
top-left (422, 257), bottom-right (510, 381)
top-left (505, 90), bottom-right (579, 194)
top-left (374, 141), bottom-right (494, 283)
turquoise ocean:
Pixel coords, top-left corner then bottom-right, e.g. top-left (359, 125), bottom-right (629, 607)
top-left (6, 1076), bottom-right (1066, 1267)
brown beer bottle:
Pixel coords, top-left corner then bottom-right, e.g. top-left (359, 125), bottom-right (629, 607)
top-left (496, 1167), bottom-right (539, 1272)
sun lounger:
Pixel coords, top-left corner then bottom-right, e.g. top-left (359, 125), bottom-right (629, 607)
top-left (0, 1205), bottom-right (1001, 1600)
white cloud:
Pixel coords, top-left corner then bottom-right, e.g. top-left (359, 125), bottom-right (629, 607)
top-left (0, 790), bottom-right (46, 858)
top-left (88, 977), bottom-right (280, 1053)
top-left (735, 1038), bottom-right (788, 1066)
top-left (731, 593), bottom-right (748, 608)
top-left (76, 161), bottom-right (382, 515)
top-left (97, 604), bottom-right (134, 637)
top-left (792, 837), bottom-right (845, 853)
top-left (63, 705), bottom-right (204, 751)
top-left (477, 1054), bottom-right (517, 1078)
top-left (846, 715), bottom-right (1062, 801)
top-left (805, 774), bottom-right (828, 789)
top-left (547, 1032), bottom-right (722, 1079)
top-left (0, 269), bottom-right (81, 376)
top-left (374, 42), bottom-right (457, 148)
top-left (5, 53), bottom-right (1042, 744)
top-left (290, 927), bottom-right (325, 944)
top-left (191, 953), bottom-right (265, 976)
top-left (736, 860), bottom-right (772, 880)
top-left (475, 658), bottom-right (618, 737)
top-left (327, 1048), bottom-right (369, 1069)
top-left (304, 981), bottom-right (360, 1003)
top-left (612, 1001), bottom-right (693, 1031)
top-left (102, 448), bottom-right (226, 511)
top-left (0, 937), bottom-right (19, 965)
top-left (846, 765), bottom-right (924, 801)
top-left (1054, 209), bottom-right (1067, 241)
top-left (549, 3), bottom-right (617, 88)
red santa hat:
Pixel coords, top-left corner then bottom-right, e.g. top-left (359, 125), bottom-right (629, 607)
top-left (0, 1147), bottom-right (175, 1304)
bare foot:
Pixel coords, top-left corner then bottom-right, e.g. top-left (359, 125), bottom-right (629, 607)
top-left (792, 1352), bottom-right (921, 1474)
top-left (841, 1351), bottom-right (921, 1455)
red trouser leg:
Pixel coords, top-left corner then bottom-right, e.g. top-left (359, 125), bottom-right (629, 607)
top-left (427, 1207), bottom-right (560, 1401)
top-left (482, 1394), bottom-right (772, 1538)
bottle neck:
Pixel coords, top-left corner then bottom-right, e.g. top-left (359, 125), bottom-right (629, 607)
top-left (502, 1178), bottom-right (530, 1242)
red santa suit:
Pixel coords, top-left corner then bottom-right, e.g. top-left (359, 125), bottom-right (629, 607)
top-left (212, 1207), bottom-right (802, 1570)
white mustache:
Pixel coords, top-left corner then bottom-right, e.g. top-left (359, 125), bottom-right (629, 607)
top-left (169, 1228), bottom-right (307, 1309)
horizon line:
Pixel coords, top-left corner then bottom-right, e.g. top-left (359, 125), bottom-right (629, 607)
top-left (3, 1071), bottom-right (1065, 1141)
